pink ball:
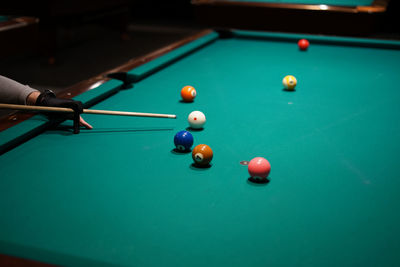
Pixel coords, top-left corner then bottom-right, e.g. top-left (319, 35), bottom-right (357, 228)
top-left (248, 157), bottom-right (271, 180)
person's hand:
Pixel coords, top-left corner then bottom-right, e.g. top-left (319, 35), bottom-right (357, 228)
top-left (79, 116), bottom-right (93, 129)
top-left (34, 90), bottom-right (92, 133)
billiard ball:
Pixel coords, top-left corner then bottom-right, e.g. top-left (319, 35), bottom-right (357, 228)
top-left (181, 86), bottom-right (197, 102)
top-left (248, 157), bottom-right (271, 181)
top-left (298, 39), bottom-right (309, 50)
top-left (174, 130), bottom-right (194, 151)
top-left (188, 111), bottom-right (206, 129)
top-left (282, 75), bottom-right (297, 90)
top-left (192, 144), bottom-right (213, 166)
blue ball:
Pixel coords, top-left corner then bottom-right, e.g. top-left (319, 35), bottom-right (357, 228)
top-left (174, 130), bottom-right (194, 151)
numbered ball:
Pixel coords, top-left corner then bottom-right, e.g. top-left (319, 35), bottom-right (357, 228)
top-left (174, 130), bottom-right (194, 151)
top-left (181, 86), bottom-right (197, 102)
top-left (248, 157), bottom-right (271, 181)
top-left (188, 111), bottom-right (206, 129)
top-left (192, 144), bottom-right (213, 166)
top-left (282, 75), bottom-right (297, 90)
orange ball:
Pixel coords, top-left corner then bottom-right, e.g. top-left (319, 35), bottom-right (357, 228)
top-left (192, 144), bottom-right (213, 166)
top-left (181, 86), bottom-right (196, 102)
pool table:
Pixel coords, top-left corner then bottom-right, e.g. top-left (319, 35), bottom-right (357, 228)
top-left (1, 29), bottom-right (400, 266)
top-left (192, 0), bottom-right (391, 36)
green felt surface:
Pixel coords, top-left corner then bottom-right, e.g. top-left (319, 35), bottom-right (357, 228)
top-left (227, 0), bottom-right (373, 6)
top-left (1, 31), bottom-right (400, 266)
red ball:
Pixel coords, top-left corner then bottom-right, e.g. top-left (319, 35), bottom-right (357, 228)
top-left (298, 39), bottom-right (309, 50)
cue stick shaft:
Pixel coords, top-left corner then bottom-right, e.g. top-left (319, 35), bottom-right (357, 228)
top-left (0, 104), bottom-right (177, 119)
top-left (84, 109), bottom-right (177, 118)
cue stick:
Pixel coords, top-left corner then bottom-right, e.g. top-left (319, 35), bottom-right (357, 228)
top-left (0, 104), bottom-right (177, 119)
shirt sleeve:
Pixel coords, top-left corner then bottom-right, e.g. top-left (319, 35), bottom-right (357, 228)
top-left (0, 75), bottom-right (39, 105)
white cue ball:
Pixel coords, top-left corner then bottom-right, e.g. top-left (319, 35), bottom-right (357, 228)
top-left (188, 111), bottom-right (206, 129)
